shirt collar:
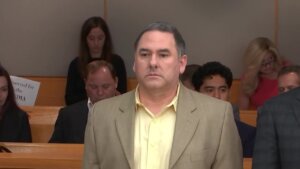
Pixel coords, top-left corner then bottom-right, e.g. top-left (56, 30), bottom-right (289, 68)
top-left (87, 98), bottom-right (93, 112)
top-left (135, 83), bottom-right (181, 112)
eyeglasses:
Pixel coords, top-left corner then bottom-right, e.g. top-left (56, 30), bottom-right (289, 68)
top-left (261, 56), bottom-right (275, 68)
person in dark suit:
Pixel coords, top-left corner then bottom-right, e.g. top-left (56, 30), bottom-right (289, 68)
top-left (192, 61), bottom-right (256, 157)
top-left (83, 22), bottom-right (242, 169)
top-left (253, 87), bottom-right (300, 169)
top-left (0, 64), bottom-right (31, 142)
top-left (49, 59), bottom-right (118, 143)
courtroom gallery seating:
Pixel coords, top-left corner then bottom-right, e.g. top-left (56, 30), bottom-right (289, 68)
top-left (18, 77), bottom-right (256, 143)
top-left (21, 106), bottom-right (61, 143)
top-left (8, 77), bottom-right (252, 169)
top-left (24, 76), bottom-right (241, 107)
top-left (0, 142), bottom-right (252, 169)
top-left (0, 142), bottom-right (83, 169)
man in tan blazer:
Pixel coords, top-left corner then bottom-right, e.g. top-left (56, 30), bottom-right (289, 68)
top-left (83, 21), bottom-right (242, 169)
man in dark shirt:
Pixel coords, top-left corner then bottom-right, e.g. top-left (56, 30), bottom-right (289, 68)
top-left (192, 61), bottom-right (256, 157)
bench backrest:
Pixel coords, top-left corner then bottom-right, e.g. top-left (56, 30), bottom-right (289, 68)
top-left (21, 106), bottom-right (61, 143)
top-left (243, 158), bottom-right (252, 169)
top-left (0, 142), bottom-right (252, 169)
top-left (24, 76), bottom-right (66, 106)
top-left (21, 105), bottom-right (256, 144)
top-left (22, 76), bottom-right (242, 106)
top-left (230, 80), bottom-right (241, 105)
top-left (240, 110), bottom-right (257, 127)
top-left (0, 142), bottom-right (83, 169)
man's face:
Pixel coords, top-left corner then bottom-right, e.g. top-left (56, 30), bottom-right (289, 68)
top-left (85, 67), bottom-right (117, 104)
top-left (278, 72), bottom-right (300, 94)
top-left (259, 53), bottom-right (276, 75)
top-left (199, 75), bottom-right (230, 101)
top-left (133, 30), bottom-right (187, 91)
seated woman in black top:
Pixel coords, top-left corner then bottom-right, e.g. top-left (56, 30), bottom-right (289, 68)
top-left (65, 16), bottom-right (127, 105)
top-left (0, 64), bottom-right (32, 142)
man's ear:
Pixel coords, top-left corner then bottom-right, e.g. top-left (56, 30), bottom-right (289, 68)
top-left (179, 55), bottom-right (188, 74)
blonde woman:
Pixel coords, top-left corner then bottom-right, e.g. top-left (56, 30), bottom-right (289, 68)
top-left (238, 37), bottom-right (288, 110)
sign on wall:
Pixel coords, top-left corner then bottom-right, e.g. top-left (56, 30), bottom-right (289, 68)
top-left (10, 76), bottom-right (40, 106)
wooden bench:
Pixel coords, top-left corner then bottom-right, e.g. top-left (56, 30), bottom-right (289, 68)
top-left (240, 110), bottom-right (257, 127)
top-left (127, 77), bottom-right (138, 91)
top-left (23, 76), bottom-right (140, 106)
top-left (24, 76), bottom-right (66, 106)
top-left (0, 142), bottom-right (83, 169)
top-left (114, 78), bottom-right (242, 104)
top-left (0, 142), bottom-right (251, 169)
top-left (21, 76), bottom-right (242, 106)
top-left (20, 105), bottom-right (256, 144)
top-left (230, 79), bottom-right (240, 105)
top-left (243, 158), bottom-right (252, 169)
top-left (21, 106), bottom-right (61, 143)
top-left (126, 78), bottom-right (241, 105)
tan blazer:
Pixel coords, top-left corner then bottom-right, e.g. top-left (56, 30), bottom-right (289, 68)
top-left (83, 86), bottom-right (243, 169)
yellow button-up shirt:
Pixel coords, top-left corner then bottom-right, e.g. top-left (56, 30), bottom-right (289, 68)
top-left (134, 85), bottom-right (180, 169)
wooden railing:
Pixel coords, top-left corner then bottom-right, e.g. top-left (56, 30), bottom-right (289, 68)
top-left (0, 142), bottom-right (83, 169)
top-left (24, 76), bottom-right (139, 106)
top-left (0, 142), bottom-right (252, 169)
top-left (20, 105), bottom-right (257, 143)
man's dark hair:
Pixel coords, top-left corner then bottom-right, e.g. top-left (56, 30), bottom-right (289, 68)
top-left (192, 61), bottom-right (233, 90)
top-left (180, 64), bottom-right (201, 82)
top-left (134, 21), bottom-right (186, 56)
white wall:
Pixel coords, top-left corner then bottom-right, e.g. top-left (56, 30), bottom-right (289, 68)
top-left (108, 0), bottom-right (274, 78)
top-left (0, 0), bottom-right (103, 76)
top-left (1, 0), bottom-right (300, 78)
top-left (279, 1), bottom-right (300, 63)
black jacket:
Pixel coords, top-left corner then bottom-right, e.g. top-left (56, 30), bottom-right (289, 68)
top-left (49, 100), bottom-right (89, 143)
top-left (0, 107), bottom-right (32, 142)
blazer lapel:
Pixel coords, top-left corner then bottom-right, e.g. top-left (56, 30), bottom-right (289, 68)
top-left (169, 87), bottom-right (201, 168)
top-left (115, 91), bottom-right (136, 169)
